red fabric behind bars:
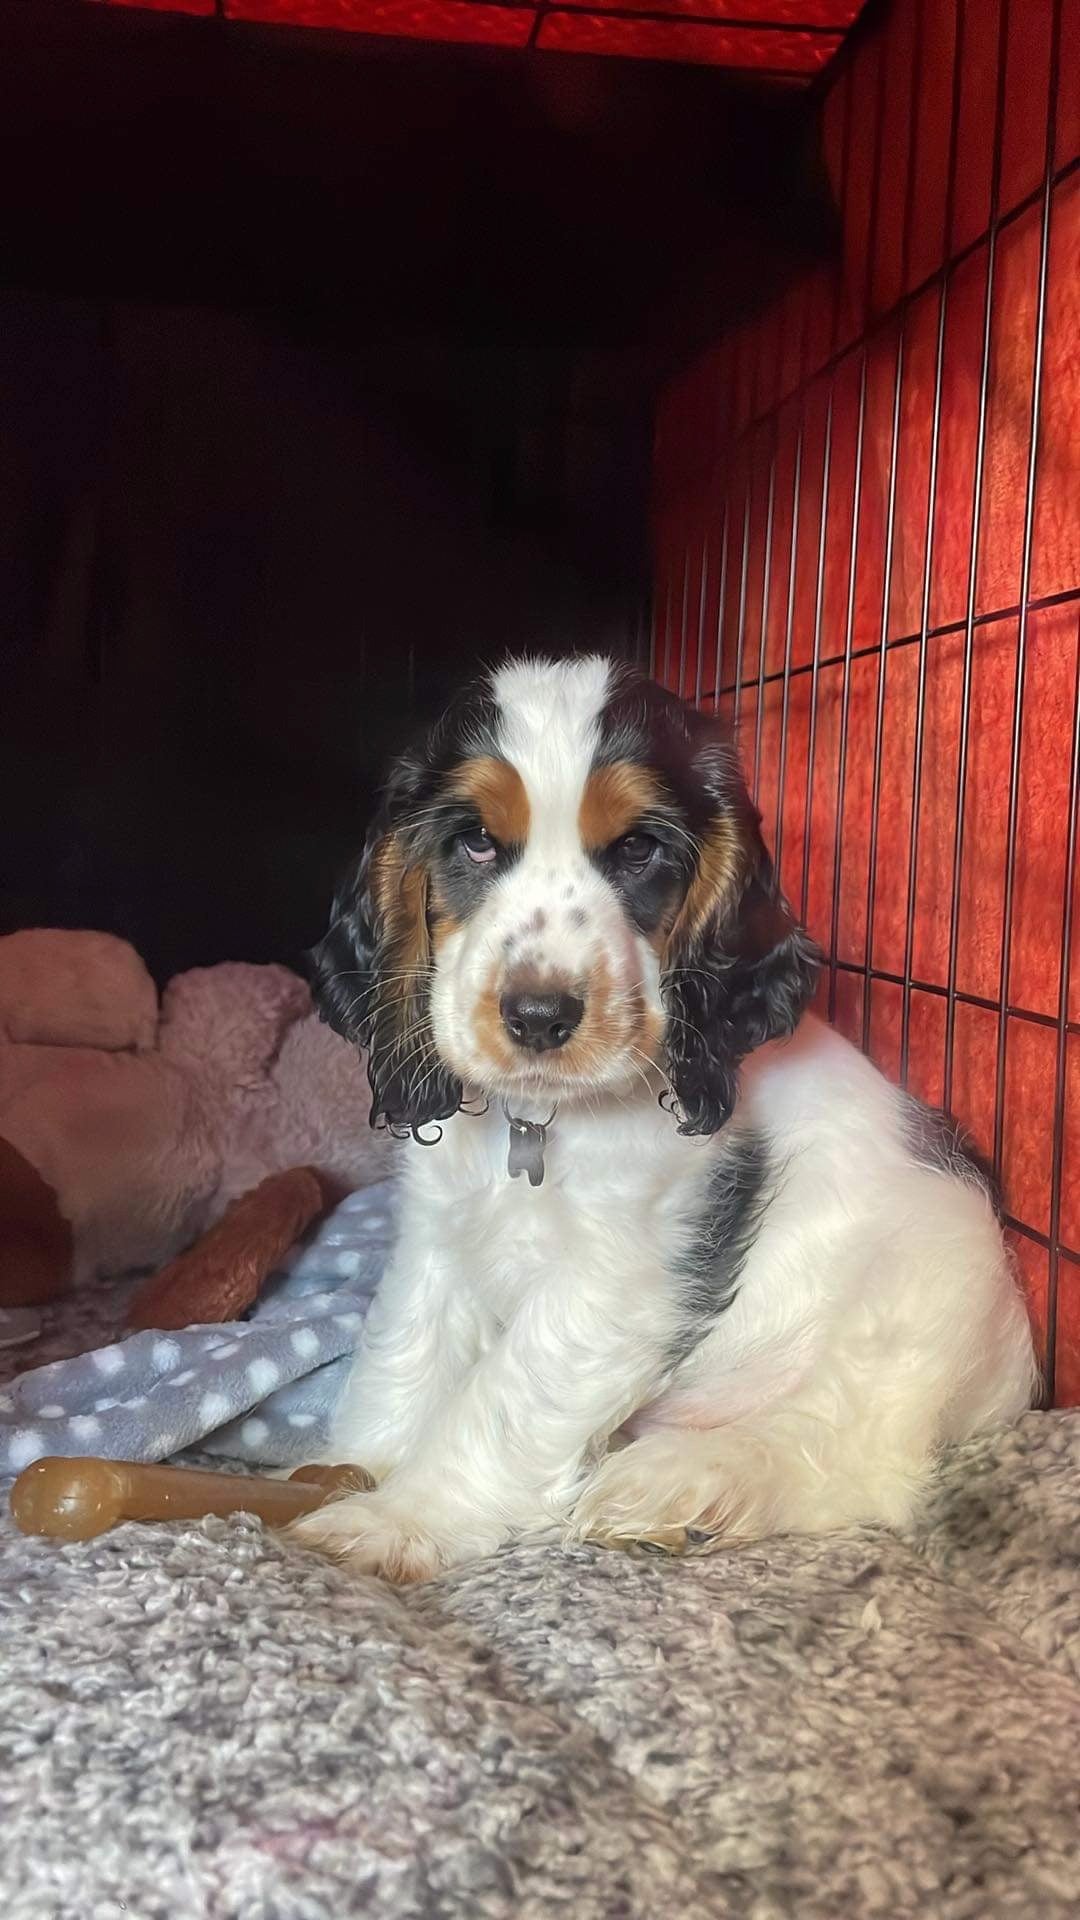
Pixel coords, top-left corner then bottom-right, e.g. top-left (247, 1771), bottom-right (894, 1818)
top-left (652, 0), bottom-right (1080, 1404)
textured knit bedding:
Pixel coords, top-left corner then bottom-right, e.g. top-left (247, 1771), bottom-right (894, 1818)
top-left (1, 1405), bottom-right (1079, 1919)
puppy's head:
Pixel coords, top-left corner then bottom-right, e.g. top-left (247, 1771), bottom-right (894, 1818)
top-left (311, 657), bottom-right (820, 1136)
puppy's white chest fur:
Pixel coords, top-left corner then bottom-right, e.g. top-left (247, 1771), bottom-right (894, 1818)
top-left (409, 1097), bottom-right (697, 1325)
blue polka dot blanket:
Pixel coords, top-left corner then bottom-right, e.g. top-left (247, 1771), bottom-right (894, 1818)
top-left (0, 1183), bottom-right (398, 1477)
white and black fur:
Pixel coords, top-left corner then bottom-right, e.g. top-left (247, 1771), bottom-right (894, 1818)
top-left (295, 656), bottom-right (1036, 1582)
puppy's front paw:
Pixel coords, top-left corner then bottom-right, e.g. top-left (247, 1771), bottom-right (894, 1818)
top-left (290, 1491), bottom-right (451, 1585)
top-left (290, 1481), bottom-right (509, 1585)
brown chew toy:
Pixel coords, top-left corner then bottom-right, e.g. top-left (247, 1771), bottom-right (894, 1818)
top-left (125, 1166), bottom-right (328, 1331)
top-left (9, 1456), bottom-right (375, 1542)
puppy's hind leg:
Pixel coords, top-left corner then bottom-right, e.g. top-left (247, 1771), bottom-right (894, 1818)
top-left (570, 1404), bottom-right (932, 1552)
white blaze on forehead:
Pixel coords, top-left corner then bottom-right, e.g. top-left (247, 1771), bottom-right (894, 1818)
top-left (489, 656), bottom-right (614, 854)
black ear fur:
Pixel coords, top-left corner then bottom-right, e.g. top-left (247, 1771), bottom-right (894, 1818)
top-left (306, 763), bottom-right (463, 1138)
top-left (662, 834), bottom-right (821, 1138)
top-left (306, 848), bottom-right (377, 1047)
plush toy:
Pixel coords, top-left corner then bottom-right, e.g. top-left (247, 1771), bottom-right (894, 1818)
top-left (124, 1165), bottom-right (329, 1331)
top-left (0, 930), bottom-right (389, 1314)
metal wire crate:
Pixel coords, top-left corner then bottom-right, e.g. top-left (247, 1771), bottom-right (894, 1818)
top-left (651, 0), bottom-right (1080, 1402)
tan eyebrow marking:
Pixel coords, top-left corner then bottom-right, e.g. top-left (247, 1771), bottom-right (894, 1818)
top-left (445, 757), bottom-right (531, 846)
top-left (578, 761), bottom-right (663, 849)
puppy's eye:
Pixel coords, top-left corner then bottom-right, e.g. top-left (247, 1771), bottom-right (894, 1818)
top-left (459, 827), bottom-right (497, 865)
top-left (615, 832), bottom-right (658, 870)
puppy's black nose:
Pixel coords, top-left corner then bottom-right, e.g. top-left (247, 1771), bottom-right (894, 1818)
top-left (500, 988), bottom-right (584, 1052)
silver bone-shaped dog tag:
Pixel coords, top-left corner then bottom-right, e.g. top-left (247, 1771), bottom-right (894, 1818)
top-left (507, 1116), bottom-right (548, 1188)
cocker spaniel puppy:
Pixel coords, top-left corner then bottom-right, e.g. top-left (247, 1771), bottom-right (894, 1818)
top-left (295, 656), bottom-right (1035, 1582)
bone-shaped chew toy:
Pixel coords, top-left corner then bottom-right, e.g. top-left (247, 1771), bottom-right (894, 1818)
top-left (9, 1456), bottom-right (374, 1542)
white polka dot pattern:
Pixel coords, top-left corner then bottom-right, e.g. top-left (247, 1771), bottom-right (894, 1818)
top-left (0, 1181), bottom-right (396, 1474)
top-left (92, 1347), bottom-right (126, 1378)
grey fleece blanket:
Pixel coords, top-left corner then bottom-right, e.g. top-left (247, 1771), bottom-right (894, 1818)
top-left (0, 1184), bottom-right (399, 1474)
top-left (1, 1407), bottom-right (1079, 1919)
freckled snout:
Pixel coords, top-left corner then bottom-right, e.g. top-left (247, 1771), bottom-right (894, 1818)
top-left (500, 987), bottom-right (585, 1053)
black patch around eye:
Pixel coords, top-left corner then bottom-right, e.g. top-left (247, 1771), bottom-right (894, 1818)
top-left (613, 832), bottom-right (657, 867)
top-left (594, 829), bottom-right (687, 937)
top-left (431, 813), bottom-right (523, 922)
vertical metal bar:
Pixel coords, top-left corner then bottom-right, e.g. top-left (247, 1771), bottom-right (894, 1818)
top-left (712, 495), bottom-right (730, 712)
top-left (993, 0), bottom-right (1062, 1177)
top-left (827, 354), bottom-right (868, 1022)
top-left (1046, 614), bottom-right (1080, 1404)
top-left (694, 520), bottom-right (709, 709)
top-left (898, 283), bottom-right (947, 1084)
top-left (813, 34), bottom-right (852, 952)
top-left (828, 12), bottom-right (889, 1027)
top-left (901, 0), bottom-right (966, 1085)
top-left (774, 422), bottom-right (804, 877)
top-left (802, 388), bottom-right (834, 927)
top-left (752, 450), bottom-right (778, 806)
top-left (860, 0), bottom-right (931, 1058)
top-left (860, 325), bottom-right (905, 1055)
top-left (943, 0), bottom-right (1012, 1117)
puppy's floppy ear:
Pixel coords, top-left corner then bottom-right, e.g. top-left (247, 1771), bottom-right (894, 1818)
top-left (307, 754), bottom-right (462, 1137)
top-left (661, 755), bottom-right (820, 1137)
top-left (306, 845), bottom-right (377, 1047)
